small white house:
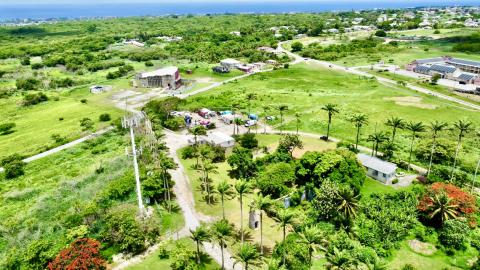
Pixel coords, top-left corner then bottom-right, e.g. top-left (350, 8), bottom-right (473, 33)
top-left (357, 153), bottom-right (397, 184)
top-left (207, 132), bottom-right (235, 148)
top-left (220, 59), bottom-right (241, 69)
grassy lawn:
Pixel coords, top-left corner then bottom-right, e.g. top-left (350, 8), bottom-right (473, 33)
top-left (386, 240), bottom-right (477, 270)
top-left (360, 177), bottom-right (396, 197)
top-left (183, 63), bottom-right (480, 169)
top-left (125, 238), bottom-right (219, 270)
top-left (256, 133), bottom-right (337, 158)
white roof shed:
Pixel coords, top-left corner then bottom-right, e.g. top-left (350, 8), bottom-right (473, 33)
top-left (357, 153), bottom-right (397, 175)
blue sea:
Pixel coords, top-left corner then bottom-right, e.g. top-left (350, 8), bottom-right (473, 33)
top-left (0, 1), bottom-right (479, 20)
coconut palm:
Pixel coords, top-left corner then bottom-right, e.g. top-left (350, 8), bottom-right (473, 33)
top-left (216, 181), bottom-right (235, 219)
top-left (325, 247), bottom-right (353, 270)
top-left (191, 125), bottom-right (207, 167)
top-left (350, 113), bottom-right (369, 150)
top-left (405, 121), bottom-right (426, 171)
top-left (336, 187), bottom-right (360, 221)
top-left (234, 118), bottom-right (243, 135)
top-left (235, 180), bottom-right (253, 243)
top-left (295, 113), bottom-right (301, 135)
top-left (190, 225), bottom-right (210, 264)
top-left (428, 192), bottom-right (459, 224)
top-left (322, 103), bottom-right (339, 141)
top-left (426, 121), bottom-right (449, 176)
top-left (297, 225), bottom-right (326, 269)
top-left (233, 243), bottom-right (261, 270)
top-left (450, 120), bottom-right (474, 181)
top-left (366, 131), bottom-right (388, 157)
top-left (198, 159), bottom-right (218, 204)
top-left (262, 105), bottom-right (271, 134)
top-left (273, 208), bottom-right (296, 265)
top-left (159, 154), bottom-right (177, 212)
top-left (278, 105), bottom-right (289, 134)
top-left (211, 219), bottom-right (235, 270)
top-left (250, 193), bottom-right (272, 255)
top-left (385, 116), bottom-right (405, 144)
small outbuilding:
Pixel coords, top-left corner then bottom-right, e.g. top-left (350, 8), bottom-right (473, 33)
top-left (220, 59), bottom-right (241, 69)
top-left (357, 153), bottom-right (397, 184)
top-left (207, 132), bottom-right (235, 148)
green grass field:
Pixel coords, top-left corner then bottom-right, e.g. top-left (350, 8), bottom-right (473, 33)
top-left (183, 63), bottom-right (480, 169)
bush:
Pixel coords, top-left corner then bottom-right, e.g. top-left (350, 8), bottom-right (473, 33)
top-left (145, 61), bottom-right (154, 67)
top-left (392, 179), bottom-right (399, 184)
top-left (375, 30), bottom-right (387, 37)
top-left (1, 154), bottom-right (25, 179)
top-left (439, 219), bottom-right (470, 250)
top-left (238, 133), bottom-right (258, 149)
top-left (21, 57), bottom-right (31, 66)
top-left (291, 41), bottom-right (304, 52)
top-left (99, 113), bottom-right (111, 122)
top-left (48, 238), bottom-right (106, 270)
top-left (164, 117), bottom-right (184, 131)
top-left (80, 99), bottom-right (88, 104)
top-left (80, 118), bottom-right (94, 131)
top-left (16, 77), bottom-right (41, 90)
top-left (0, 122), bottom-right (16, 135)
top-left (31, 63), bottom-right (44, 70)
top-left (22, 92), bottom-right (48, 106)
top-left (181, 146), bottom-right (196, 159)
top-left (401, 264), bottom-right (416, 270)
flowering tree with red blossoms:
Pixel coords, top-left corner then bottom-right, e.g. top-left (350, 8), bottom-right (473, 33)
top-left (48, 238), bottom-right (106, 270)
top-left (418, 182), bottom-right (477, 226)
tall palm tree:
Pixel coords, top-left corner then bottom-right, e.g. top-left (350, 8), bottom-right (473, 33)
top-left (212, 219), bottom-right (234, 270)
top-left (199, 159), bottom-right (218, 204)
top-left (235, 180), bottom-right (253, 243)
top-left (366, 131), bottom-right (388, 157)
top-left (191, 125), bottom-right (207, 167)
top-left (190, 225), bottom-right (210, 264)
top-left (405, 121), bottom-right (426, 171)
top-left (233, 243), bottom-right (261, 270)
top-left (385, 116), bottom-right (405, 144)
top-left (350, 113), bottom-right (369, 150)
top-left (426, 121), bottom-right (449, 176)
top-left (234, 118), bottom-right (243, 135)
top-left (450, 120), bottom-right (474, 181)
top-left (273, 208), bottom-right (296, 265)
top-left (428, 192), bottom-right (459, 224)
top-left (262, 105), bottom-right (270, 134)
top-left (297, 225), bottom-right (326, 269)
top-left (278, 105), bottom-right (289, 134)
top-left (250, 193), bottom-right (272, 255)
top-left (216, 181), bottom-right (235, 219)
top-left (295, 113), bottom-right (301, 135)
top-left (322, 103), bottom-right (339, 141)
top-left (246, 93), bottom-right (257, 115)
top-left (159, 154), bottom-right (177, 212)
top-left (336, 187), bottom-right (360, 222)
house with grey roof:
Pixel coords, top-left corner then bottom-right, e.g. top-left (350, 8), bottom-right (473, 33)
top-left (357, 154), bottom-right (397, 184)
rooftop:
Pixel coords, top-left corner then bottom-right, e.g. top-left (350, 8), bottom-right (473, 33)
top-left (357, 153), bottom-right (397, 174)
top-left (139, 66), bottom-right (178, 78)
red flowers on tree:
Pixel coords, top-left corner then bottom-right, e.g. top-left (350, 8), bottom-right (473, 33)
top-left (48, 238), bottom-right (106, 270)
top-left (418, 182), bottom-right (477, 226)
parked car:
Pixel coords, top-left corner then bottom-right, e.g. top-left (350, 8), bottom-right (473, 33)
top-left (245, 120), bottom-right (257, 127)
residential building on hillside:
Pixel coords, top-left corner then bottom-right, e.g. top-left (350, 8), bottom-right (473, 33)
top-left (357, 153), bottom-right (397, 184)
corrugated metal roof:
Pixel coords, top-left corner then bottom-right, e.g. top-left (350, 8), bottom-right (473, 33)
top-left (140, 66), bottom-right (178, 78)
top-left (458, 73), bottom-right (476, 81)
top-left (429, 64), bottom-right (457, 74)
top-left (448, 58), bottom-right (480, 68)
top-left (415, 65), bottom-right (431, 73)
top-left (357, 153), bottom-right (397, 174)
top-left (415, 57), bottom-right (444, 64)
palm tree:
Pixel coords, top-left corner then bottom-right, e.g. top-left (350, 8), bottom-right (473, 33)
top-left (426, 121), bottom-right (449, 176)
top-left (262, 105), bottom-right (270, 134)
top-left (216, 181), bottom-right (235, 219)
top-left (385, 116), bottom-right (405, 144)
top-left (322, 103), bottom-right (339, 141)
top-left (198, 159), bottom-right (218, 204)
top-left (405, 121), bottom-right (426, 171)
top-left (159, 154), bottom-right (177, 212)
top-left (428, 192), bottom-right (459, 224)
top-left (233, 243), bottom-right (261, 270)
top-left (350, 113), bottom-right (369, 150)
top-left (336, 187), bottom-right (360, 222)
top-left (235, 180), bottom-right (253, 243)
top-left (232, 103), bottom-right (240, 135)
top-left (190, 225), bottom-right (210, 264)
top-left (246, 93), bottom-right (257, 115)
top-left (472, 157), bottom-right (480, 193)
top-left (273, 208), bottom-right (296, 265)
top-left (450, 120), bottom-right (474, 181)
top-left (325, 248), bottom-right (353, 270)
top-left (297, 225), bottom-right (326, 269)
top-left (366, 131), bottom-right (388, 157)
top-left (191, 125), bottom-right (207, 167)
top-left (212, 219), bottom-right (234, 270)
top-left (278, 105), bottom-right (289, 134)
top-left (234, 118), bottom-right (243, 135)
top-left (263, 258), bottom-right (286, 270)
top-left (250, 193), bottom-right (272, 255)
top-left (295, 113), bottom-right (301, 135)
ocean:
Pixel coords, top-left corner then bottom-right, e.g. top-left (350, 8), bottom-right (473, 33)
top-left (0, 1), bottom-right (478, 21)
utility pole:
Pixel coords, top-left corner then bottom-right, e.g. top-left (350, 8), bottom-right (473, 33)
top-left (472, 158), bottom-right (480, 194)
top-left (123, 114), bottom-right (145, 217)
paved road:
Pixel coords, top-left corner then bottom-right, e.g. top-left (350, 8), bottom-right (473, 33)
top-left (0, 127), bottom-right (114, 173)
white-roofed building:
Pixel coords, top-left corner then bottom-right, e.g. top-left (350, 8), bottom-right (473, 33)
top-left (136, 66), bottom-right (181, 89)
top-left (220, 59), bottom-right (241, 69)
top-left (188, 132), bottom-right (235, 148)
top-left (357, 153), bottom-right (397, 184)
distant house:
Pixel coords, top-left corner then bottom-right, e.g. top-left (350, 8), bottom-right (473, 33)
top-left (230, 31), bottom-right (241, 36)
top-left (220, 59), bottom-right (241, 69)
top-left (136, 66), bottom-right (181, 89)
top-left (257, 46), bottom-right (278, 54)
top-left (156, 36), bottom-right (183, 42)
top-left (124, 39), bottom-right (145, 47)
top-left (90, 85), bottom-right (108, 94)
top-left (212, 66), bottom-right (230, 73)
top-left (357, 153), bottom-right (397, 184)
top-left (188, 132), bottom-right (235, 148)
top-left (237, 64), bottom-right (256, 73)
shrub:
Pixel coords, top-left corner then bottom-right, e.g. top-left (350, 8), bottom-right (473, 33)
top-left (181, 146), bottom-right (196, 159)
top-left (439, 219), bottom-right (470, 250)
top-left (22, 92), bottom-right (48, 106)
top-left (80, 118), bottom-right (94, 131)
top-left (164, 117), bottom-right (184, 131)
top-left (257, 162), bottom-right (295, 198)
top-left (1, 154), bottom-right (25, 179)
top-left (392, 179), bottom-right (399, 184)
top-left (145, 61), bottom-right (154, 67)
top-left (31, 63), bottom-right (44, 70)
top-left (80, 99), bottom-right (87, 104)
top-left (48, 238), bottom-right (106, 270)
top-left (0, 122), bottom-right (16, 135)
top-left (375, 30), bottom-right (387, 37)
top-left (21, 57), bottom-right (31, 66)
top-left (401, 265), bottom-right (416, 270)
top-left (16, 77), bottom-right (41, 90)
top-left (291, 41), bottom-right (304, 52)
top-left (99, 113), bottom-right (111, 122)
top-left (51, 134), bottom-right (67, 144)
top-left (238, 133), bottom-right (258, 149)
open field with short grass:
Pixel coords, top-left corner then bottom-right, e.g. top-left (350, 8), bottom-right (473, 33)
top-left (183, 63), bottom-right (480, 170)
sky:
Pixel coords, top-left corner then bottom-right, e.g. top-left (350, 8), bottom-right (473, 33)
top-left (2, 0), bottom-right (473, 4)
